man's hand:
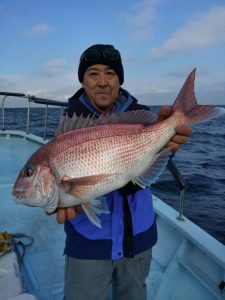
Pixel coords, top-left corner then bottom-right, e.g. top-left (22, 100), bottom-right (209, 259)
top-left (158, 106), bottom-right (192, 151)
top-left (56, 206), bottom-right (83, 224)
top-left (47, 205), bottom-right (83, 223)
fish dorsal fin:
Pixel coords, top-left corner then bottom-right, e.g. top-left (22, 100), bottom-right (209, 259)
top-left (56, 110), bottom-right (157, 136)
top-left (55, 114), bottom-right (96, 136)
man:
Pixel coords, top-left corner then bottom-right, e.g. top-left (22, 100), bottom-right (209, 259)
top-left (57, 44), bottom-right (192, 300)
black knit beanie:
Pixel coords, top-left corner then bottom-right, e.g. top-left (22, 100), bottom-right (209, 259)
top-left (78, 44), bottom-right (124, 85)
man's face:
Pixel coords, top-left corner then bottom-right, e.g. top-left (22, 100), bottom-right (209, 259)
top-left (82, 64), bottom-right (120, 114)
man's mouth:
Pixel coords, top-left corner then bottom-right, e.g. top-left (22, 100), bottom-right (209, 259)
top-left (96, 92), bottom-right (110, 95)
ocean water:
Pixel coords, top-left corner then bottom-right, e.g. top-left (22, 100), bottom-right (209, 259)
top-left (151, 109), bottom-right (225, 246)
top-left (1, 106), bottom-right (225, 245)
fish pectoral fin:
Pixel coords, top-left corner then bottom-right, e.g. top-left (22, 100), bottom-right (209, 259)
top-left (134, 148), bottom-right (172, 188)
top-left (61, 174), bottom-right (115, 186)
top-left (61, 174), bottom-right (115, 197)
top-left (82, 197), bottom-right (110, 228)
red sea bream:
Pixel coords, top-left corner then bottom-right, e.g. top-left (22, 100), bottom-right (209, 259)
top-left (13, 69), bottom-right (225, 227)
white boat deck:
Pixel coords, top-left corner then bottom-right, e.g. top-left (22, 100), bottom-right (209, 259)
top-left (0, 131), bottom-right (225, 300)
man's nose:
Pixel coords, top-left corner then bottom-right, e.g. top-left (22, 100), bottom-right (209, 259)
top-left (98, 74), bottom-right (107, 86)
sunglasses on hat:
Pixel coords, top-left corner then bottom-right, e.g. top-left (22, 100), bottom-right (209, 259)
top-left (80, 48), bottom-right (120, 62)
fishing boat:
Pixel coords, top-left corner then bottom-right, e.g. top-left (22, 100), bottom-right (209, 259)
top-left (0, 92), bottom-right (225, 300)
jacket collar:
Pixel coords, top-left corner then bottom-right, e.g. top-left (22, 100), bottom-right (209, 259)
top-left (69, 87), bottom-right (137, 116)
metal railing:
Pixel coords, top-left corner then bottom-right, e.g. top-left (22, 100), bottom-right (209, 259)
top-left (0, 91), bottom-right (187, 219)
top-left (167, 158), bottom-right (187, 220)
top-left (0, 92), bottom-right (67, 140)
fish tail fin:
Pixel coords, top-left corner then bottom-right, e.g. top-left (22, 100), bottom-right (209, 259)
top-left (172, 68), bottom-right (225, 125)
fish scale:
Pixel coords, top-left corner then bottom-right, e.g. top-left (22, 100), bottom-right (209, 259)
top-left (52, 126), bottom-right (142, 175)
top-left (51, 121), bottom-right (175, 203)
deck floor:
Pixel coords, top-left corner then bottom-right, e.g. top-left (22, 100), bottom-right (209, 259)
top-left (0, 135), bottom-right (64, 299)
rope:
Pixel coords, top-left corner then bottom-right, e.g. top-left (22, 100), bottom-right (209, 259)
top-left (0, 231), bottom-right (33, 260)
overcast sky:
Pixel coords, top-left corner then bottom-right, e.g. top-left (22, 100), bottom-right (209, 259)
top-left (1, 0), bottom-right (225, 106)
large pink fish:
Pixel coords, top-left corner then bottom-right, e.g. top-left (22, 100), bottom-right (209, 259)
top-left (13, 69), bottom-right (225, 227)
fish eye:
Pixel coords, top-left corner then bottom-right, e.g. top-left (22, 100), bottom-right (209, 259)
top-left (24, 164), bottom-right (35, 177)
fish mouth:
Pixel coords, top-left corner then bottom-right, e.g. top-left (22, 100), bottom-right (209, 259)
top-left (13, 187), bottom-right (34, 199)
top-left (13, 178), bottom-right (59, 213)
top-left (13, 189), bottom-right (48, 208)
top-left (13, 195), bottom-right (39, 207)
top-left (13, 192), bottom-right (27, 202)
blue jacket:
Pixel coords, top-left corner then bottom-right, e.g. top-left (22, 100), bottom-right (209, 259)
top-left (64, 88), bottom-right (158, 259)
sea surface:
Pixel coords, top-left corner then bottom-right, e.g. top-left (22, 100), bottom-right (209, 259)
top-left (1, 106), bottom-right (225, 245)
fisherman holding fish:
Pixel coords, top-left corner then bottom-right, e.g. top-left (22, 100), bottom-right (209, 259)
top-left (56, 44), bottom-right (192, 300)
top-left (14, 44), bottom-right (224, 299)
